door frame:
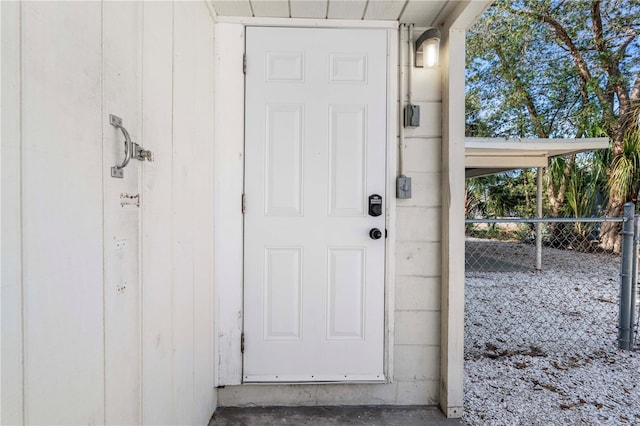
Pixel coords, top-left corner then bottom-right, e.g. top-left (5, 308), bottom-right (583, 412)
top-left (213, 18), bottom-right (398, 387)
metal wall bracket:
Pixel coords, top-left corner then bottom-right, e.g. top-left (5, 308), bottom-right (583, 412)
top-left (112, 167), bottom-right (124, 179)
top-left (110, 114), bottom-right (123, 127)
top-left (110, 114), bottom-right (154, 179)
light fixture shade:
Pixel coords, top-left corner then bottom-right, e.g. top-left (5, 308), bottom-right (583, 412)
top-left (415, 28), bottom-right (441, 68)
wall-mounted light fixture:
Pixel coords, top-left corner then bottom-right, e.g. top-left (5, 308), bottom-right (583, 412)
top-left (414, 28), bottom-right (440, 68)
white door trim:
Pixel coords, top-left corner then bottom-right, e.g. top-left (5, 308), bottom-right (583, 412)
top-left (214, 22), bottom-right (397, 387)
top-left (384, 27), bottom-right (398, 385)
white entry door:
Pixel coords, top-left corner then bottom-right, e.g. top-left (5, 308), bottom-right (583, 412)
top-left (244, 27), bottom-right (387, 382)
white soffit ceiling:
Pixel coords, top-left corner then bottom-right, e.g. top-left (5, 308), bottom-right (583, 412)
top-left (465, 137), bottom-right (610, 179)
top-left (210, 0), bottom-right (461, 27)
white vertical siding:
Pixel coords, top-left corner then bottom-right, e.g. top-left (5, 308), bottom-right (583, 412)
top-left (1, 1), bottom-right (217, 423)
top-left (192, 3), bottom-right (217, 423)
top-left (172, 2), bottom-right (198, 423)
top-left (1, 1), bottom-right (24, 424)
top-left (140, 1), bottom-right (217, 423)
top-left (20, 3), bottom-right (105, 423)
top-left (102, 2), bottom-right (143, 424)
top-left (141, 2), bottom-right (175, 423)
top-left (214, 22), bottom-right (246, 386)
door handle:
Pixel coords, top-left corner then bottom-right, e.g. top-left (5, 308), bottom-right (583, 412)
top-left (110, 114), bottom-right (153, 178)
top-left (369, 228), bottom-right (383, 240)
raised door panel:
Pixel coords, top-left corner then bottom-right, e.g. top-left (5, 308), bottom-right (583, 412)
top-left (329, 53), bottom-right (367, 83)
top-left (265, 104), bottom-right (304, 216)
top-left (328, 105), bottom-right (367, 217)
top-left (327, 248), bottom-right (366, 340)
top-left (266, 52), bottom-right (305, 82)
top-left (264, 248), bottom-right (304, 340)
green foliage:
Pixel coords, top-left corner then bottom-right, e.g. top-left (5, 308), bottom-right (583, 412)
top-left (466, 0), bottom-right (640, 236)
top-left (466, 0), bottom-right (592, 138)
top-left (466, 0), bottom-right (640, 138)
top-left (466, 170), bottom-right (537, 218)
top-left (564, 154), bottom-right (605, 239)
top-left (466, 223), bottom-right (533, 242)
top-left (566, 165), bottom-right (596, 219)
top-left (608, 127), bottom-right (640, 203)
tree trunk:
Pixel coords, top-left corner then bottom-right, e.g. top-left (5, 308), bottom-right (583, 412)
top-left (523, 171), bottom-right (531, 213)
top-left (545, 157), bottom-right (575, 248)
top-left (599, 131), bottom-right (628, 253)
top-left (465, 189), bottom-right (471, 218)
top-left (546, 156), bottom-right (575, 217)
top-left (599, 194), bottom-right (625, 253)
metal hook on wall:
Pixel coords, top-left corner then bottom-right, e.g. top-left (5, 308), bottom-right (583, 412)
top-left (110, 114), bottom-right (153, 178)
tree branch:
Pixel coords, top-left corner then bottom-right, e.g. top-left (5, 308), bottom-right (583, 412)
top-left (495, 47), bottom-right (548, 138)
top-left (617, 30), bottom-right (637, 59)
top-left (524, 9), bottom-right (607, 106)
top-left (591, 1), bottom-right (605, 52)
top-left (621, 74), bottom-right (640, 132)
top-left (592, 1), bottom-right (630, 116)
top-left (536, 15), bottom-right (593, 97)
top-left (631, 74), bottom-right (640, 101)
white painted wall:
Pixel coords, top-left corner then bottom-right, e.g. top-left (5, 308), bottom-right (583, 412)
top-left (439, 2), bottom-right (492, 417)
top-left (216, 23), bottom-right (443, 406)
top-left (1, 2), bottom-right (217, 424)
top-left (439, 27), bottom-right (466, 419)
top-left (214, 22), bottom-right (245, 385)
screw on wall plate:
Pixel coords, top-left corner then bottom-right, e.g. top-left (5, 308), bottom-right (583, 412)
top-left (110, 114), bottom-right (123, 127)
top-left (111, 167), bottom-right (124, 178)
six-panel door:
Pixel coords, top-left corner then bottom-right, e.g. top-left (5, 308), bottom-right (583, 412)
top-left (244, 27), bottom-right (387, 382)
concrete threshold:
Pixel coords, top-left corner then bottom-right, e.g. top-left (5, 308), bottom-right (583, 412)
top-left (209, 406), bottom-right (463, 426)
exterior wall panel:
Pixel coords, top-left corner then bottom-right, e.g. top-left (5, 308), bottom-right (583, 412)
top-left (21, 3), bottom-right (105, 423)
top-left (1, 1), bottom-right (25, 424)
top-left (192, 2), bottom-right (218, 423)
top-left (140, 2), bottom-right (175, 423)
top-left (1, 2), bottom-right (217, 423)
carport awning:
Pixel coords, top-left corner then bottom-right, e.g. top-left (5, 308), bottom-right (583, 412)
top-left (465, 137), bottom-right (610, 179)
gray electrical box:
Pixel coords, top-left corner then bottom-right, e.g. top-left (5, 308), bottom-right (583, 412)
top-left (404, 104), bottom-right (420, 128)
top-left (397, 175), bottom-right (412, 199)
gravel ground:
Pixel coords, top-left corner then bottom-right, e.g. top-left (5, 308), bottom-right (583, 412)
top-left (464, 241), bottom-right (640, 425)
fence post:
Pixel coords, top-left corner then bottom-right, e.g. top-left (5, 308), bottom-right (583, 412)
top-left (535, 167), bottom-right (543, 270)
top-left (619, 202), bottom-right (635, 350)
top-left (631, 215), bottom-right (639, 347)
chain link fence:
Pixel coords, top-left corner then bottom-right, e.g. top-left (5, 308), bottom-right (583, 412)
top-left (465, 215), bottom-right (638, 359)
